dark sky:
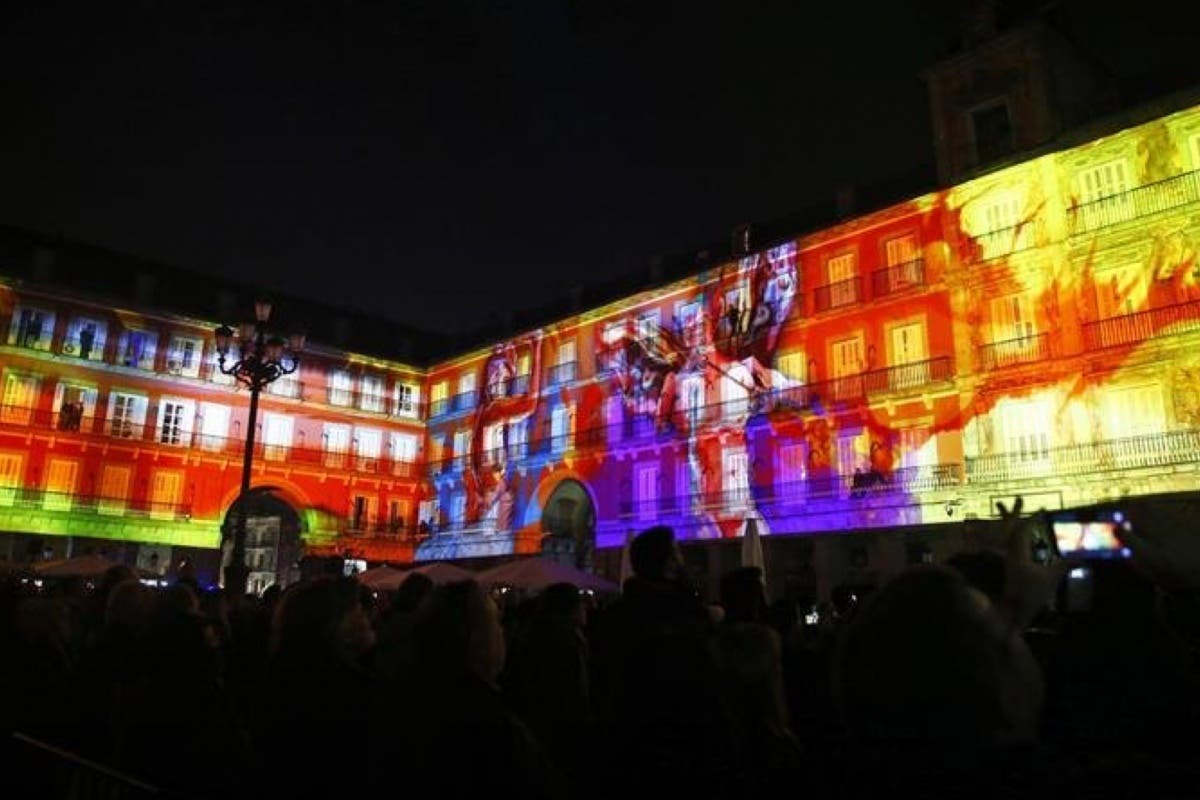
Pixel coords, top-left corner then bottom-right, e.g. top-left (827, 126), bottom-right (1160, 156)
top-left (2, 2), bottom-right (1197, 335)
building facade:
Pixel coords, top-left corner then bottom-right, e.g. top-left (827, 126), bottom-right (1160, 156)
top-left (3, 99), bottom-right (1200, 595)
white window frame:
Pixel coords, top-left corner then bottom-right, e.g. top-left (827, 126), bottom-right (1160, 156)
top-left (636, 464), bottom-right (659, 520)
top-left (108, 392), bottom-right (148, 440)
top-left (394, 383), bottom-right (420, 418)
top-left (166, 335), bottom-right (203, 378)
top-left (198, 402), bottom-right (231, 451)
top-left (354, 427), bottom-right (383, 471)
top-left (329, 370), bottom-right (354, 407)
top-left (117, 329), bottom-right (158, 371)
top-left (262, 413), bottom-right (294, 461)
top-left (324, 423), bottom-right (352, 468)
top-left (157, 397), bottom-right (195, 447)
top-left (360, 375), bottom-right (386, 413)
top-left (0, 451), bottom-right (24, 507)
top-left (8, 306), bottom-right (56, 351)
top-left (62, 316), bottom-right (106, 361)
top-left (1, 371), bottom-right (40, 425)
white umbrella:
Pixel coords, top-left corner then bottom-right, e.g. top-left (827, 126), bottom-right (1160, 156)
top-left (407, 562), bottom-right (475, 585)
top-left (478, 558), bottom-right (618, 593)
top-left (358, 565), bottom-right (407, 591)
top-left (741, 517), bottom-right (766, 584)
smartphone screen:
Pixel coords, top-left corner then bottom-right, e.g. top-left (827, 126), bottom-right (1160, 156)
top-left (1050, 510), bottom-right (1132, 559)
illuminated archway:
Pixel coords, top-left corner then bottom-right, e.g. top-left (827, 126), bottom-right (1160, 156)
top-left (539, 478), bottom-right (597, 569)
top-left (221, 486), bottom-right (304, 593)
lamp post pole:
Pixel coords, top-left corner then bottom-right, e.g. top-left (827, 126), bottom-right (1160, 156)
top-left (214, 301), bottom-right (304, 597)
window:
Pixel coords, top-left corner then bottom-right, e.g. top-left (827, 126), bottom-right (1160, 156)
top-left (98, 465), bottom-right (131, 515)
top-left (970, 101), bottom-right (1014, 164)
top-left (991, 293), bottom-right (1036, 342)
top-left (889, 321), bottom-right (927, 367)
top-left (1094, 265), bottom-right (1142, 319)
top-left (360, 375), bottom-right (385, 412)
top-left (262, 413), bottom-right (293, 461)
top-left (643, 311), bottom-right (662, 352)
top-left (826, 253), bottom-right (858, 307)
top-left (601, 321), bottom-right (626, 372)
top-left (837, 431), bottom-right (869, 478)
top-left (158, 398), bottom-right (195, 446)
top-left (117, 329), bottom-right (158, 370)
top-left (453, 429), bottom-right (472, 468)
top-left (63, 317), bottom-right (106, 361)
top-left (636, 465), bottom-right (659, 520)
top-left (977, 191), bottom-right (1030, 258)
top-left (721, 366), bottom-right (750, 419)
top-left (898, 426), bottom-right (936, 469)
top-left (394, 383), bottom-right (420, 418)
top-left (553, 341), bottom-right (577, 383)
top-left (1103, 384), bottom-right (1166, 440)
top-left (44, 458), bottom-right (79, 511)
top-left (108, 392), bottom-right (148, 439)
top-left (391, 432), bottom-right (419, 475)
top-left (458, 371), bottom-right (477, 410)
top-left (324, 423), bottom-right (352, 468)
top-left (723, 448), bottom-right (750, 507)
top-left (681, 375), bottom-right (704, 430)
top-left (779, 443), bottom-right (805, 499)
top-left (676, 460), bottom-right (693, 512)
top-left (388, 499), bottom-right (409, 532)
top-left (1075, 160), bottom-right (1133, 230)
top-left (508, 419), bottom-right (528, 460)
top-left (450, 493), bottom-right (467, 526)
top-left (431, 381), bottom-right (449, 415)
top-left (0, 452), bottom-right (24, 506)
top-left (355, 427), bottom-right (383, 471)
top-left (997, 397), bottom-right (1053, 464)
top-left (883, 234), bottom-right (922, 287)
top-left (677, 299), bottom-right (703, 347)
top-left (1, 372), bottom-right (39, 425)
top-left (166, 335), bottom-right (203, 377)
top-left (550, 404), bottom-right (573, 453)
top-left (149, 470), bottom-right (184, 520)
top-left (329, 371), bottom-right (353, 406)
top-left (267, 371), bottom-right (300, 398)
top-left (209, 351), bottom-right (235, 386)
top-left (198, 402), bottom-right (231, 451)
top-left (830, 335), bottom-right (864, 401)
top-left (483, 423), bottom-right (505, 465)
top-left (7, 306), bottom-right (55, 351)
top-left (776, 351), bottom-right (806, 383)
top-left (605, 394), bottom-right (624, 437)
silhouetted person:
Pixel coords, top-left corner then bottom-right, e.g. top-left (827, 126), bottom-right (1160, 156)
top-left (372, 571), bottom-right (433, 683)
top-left (720, 566), bottom-right (767, 624)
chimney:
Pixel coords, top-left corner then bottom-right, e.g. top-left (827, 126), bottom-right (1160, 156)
top-left (835, 183), bottom-right (856, 218)
top-left (732, 223), bottom-right (752, 256)
top-left (961, 1), bottom-right (998, 48)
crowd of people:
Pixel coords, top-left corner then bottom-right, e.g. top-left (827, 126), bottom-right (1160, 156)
top-left (2, 498), bottom-right (1200, 798)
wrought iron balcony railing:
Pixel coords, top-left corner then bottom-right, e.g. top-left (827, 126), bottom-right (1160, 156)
top-left (1068, 169), bottom-right (1200, 235)
top-left (0, 487), bottom-right (193, 521)
top-left (548, 361), bottom-right (578, 385)
top-left (965, 429), bottom-right (1200, 484)
top-left (977, 333), bottom-right (1050, 371)
top-left (871, 258), bottom-right (926, 297)
top-left (813, 276), bottom-right (862, 312)
top-left (1082, 297), bottom-right (1200, 351)
top-left (453, 390), bottom-right (477, 412)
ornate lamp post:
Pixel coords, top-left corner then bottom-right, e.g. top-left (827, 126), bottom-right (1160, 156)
top-left (214, 300), bottom-right (305, 596)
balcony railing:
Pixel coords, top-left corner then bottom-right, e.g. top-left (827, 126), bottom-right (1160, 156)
top-left (548, 361), bottom-right (578, 385)
top-left (813, 276), bottom-right (862, 312)
top-left (977, 333), bottom-right (1050, 371)
top-left (971, 222), bottom-right (1036, 261)
top-left (510, 374), bottom-right (531, 395)
top-left (429, 397), bottom-right (450, 417)
top-left (1082, 298), bottom-right (1200, 351)
top-left (965, 429), bottom-right (1200, 483)
top-left (0, 405), bottom-right (423, 480)
top-left (862, 356), bottom-right (954, 394)
top-left (0, 487), bottom-right (193, 521)
top-left (453, 390), bottom-right (477, 412)
top-left (871, 259), bottom-right (926, 297)
top-left (1068, 169), bottom-right (1200, 235)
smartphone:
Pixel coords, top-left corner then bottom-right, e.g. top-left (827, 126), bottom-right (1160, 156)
top-left (1048, 507), bottom-right (1132, 559)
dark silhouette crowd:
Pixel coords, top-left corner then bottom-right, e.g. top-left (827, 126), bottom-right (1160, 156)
top-left (3, 497), bottom-right (1200, 798)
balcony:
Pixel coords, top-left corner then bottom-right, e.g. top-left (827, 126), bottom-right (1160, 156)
top-left (453, 390), bottom-right (477, 412)
top-left (59, 334), bottom-right (104, 361)
top-left (0, 487), bottom-right (192, 521)
top-left (862, 356), bottom-right (954, 394)
top-left (429, 397), bottom-right (450, 417)
top-left (971, 222), bottom-right (1036, 261)
top-left (1068, 169), bottom-right (1200, 235)
top-left (510, 374), bottom-right (531, 395)
top-left (813, 276), bottom-right (862, 312)
top-left (548, 361), bottom-right (577, 385)
top-left (977, 333), bottom-right (1050, 371)
top-left (871, 258), bottom-right (926, 297)
top-left (1082, 298), bottom-right (1200, 351)
top-left (965, 429), bottom-right (1200, 483)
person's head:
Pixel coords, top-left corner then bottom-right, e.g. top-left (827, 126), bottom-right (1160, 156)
top-left (947, 550), bottom-right (1007, 609)
top-left (714, 623), bottom-right (789, 736)
top-left (414, 580), bottom-right (505, 684)
top-left (105, 579), bottom-right (157, 636)
top-left (630, 525), bottom-right (683, 582)
top-left (393, 572), bottom-right (435, 614)
top-left (538, 582), bottom-right (584, 627)
top-left (834, 565), bottom-right (1043, 750)
top-left (271, 577), bottom-right (375, 669)
top-left (720, 567), bottom-right (767, 624)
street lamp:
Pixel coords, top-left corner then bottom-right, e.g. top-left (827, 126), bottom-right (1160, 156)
top-left (214, 302), bottom-right (305, 596)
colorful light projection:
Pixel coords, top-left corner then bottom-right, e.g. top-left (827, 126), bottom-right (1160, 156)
top-left (417, 104), bottom-right (1200, 563)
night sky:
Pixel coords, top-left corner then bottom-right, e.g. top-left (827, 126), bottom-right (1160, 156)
top-left (3, 2), bottom-right (1197, 335)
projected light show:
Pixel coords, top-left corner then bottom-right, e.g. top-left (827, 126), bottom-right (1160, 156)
top-left (1, 101), bottom-right (1199, 587)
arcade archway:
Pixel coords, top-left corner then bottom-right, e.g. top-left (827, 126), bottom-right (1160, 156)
top-left (539, 479), bottom-right (597, 569)
top-left (221, 487), bottom-right (303, 594)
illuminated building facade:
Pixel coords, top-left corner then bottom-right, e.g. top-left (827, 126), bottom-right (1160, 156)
top-left (2, 86), bottom-right (1199, 594)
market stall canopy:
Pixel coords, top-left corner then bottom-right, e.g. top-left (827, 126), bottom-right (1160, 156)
top-left (477, 558), bottom-right (618, 593)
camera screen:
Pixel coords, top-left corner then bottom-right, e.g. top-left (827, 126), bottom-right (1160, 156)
top-left (1052, 519), bottom-right (1131, 558)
